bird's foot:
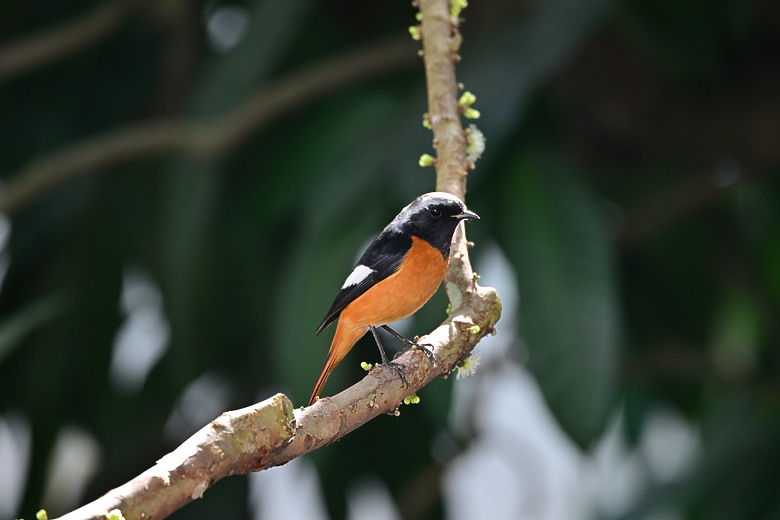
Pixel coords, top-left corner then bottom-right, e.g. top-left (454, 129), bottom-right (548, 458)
top-left (382, 360), bottom-right (409, 388)
top-left (382, 325), bottom-right (438, 368)
top-left (394, 340), bottom-right (437, 367)
top-left (412, 342), bottom-right (437, 367)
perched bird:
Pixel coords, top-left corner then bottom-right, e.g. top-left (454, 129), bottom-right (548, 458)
top-left (308, 192), bottom-right (479, 406)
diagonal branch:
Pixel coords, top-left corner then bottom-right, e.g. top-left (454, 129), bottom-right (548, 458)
top-left (55, 288), bottom-right (500, 520)
top-left (0, 36), bottom-right (417, 216)
top-left (51, 2), bottom-right (500, 519)
top-left (0, 0), bottom-right (139, 84)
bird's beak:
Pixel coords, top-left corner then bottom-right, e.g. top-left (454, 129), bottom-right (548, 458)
top-left (453, 209), bottom-right (480, 221)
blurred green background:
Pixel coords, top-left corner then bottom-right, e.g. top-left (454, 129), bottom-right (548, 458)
top-left (1, 0), bottom-right (779, 519)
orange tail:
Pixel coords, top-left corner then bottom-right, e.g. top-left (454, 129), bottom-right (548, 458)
top-left (308, 319), bottom-right (367, 406)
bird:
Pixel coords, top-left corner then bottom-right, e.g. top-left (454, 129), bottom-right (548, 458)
top-left (307, 192), bottom-right (479, 406)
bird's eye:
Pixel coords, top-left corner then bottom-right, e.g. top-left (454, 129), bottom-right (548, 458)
top-left (429, 206), bottom-right (442, 218)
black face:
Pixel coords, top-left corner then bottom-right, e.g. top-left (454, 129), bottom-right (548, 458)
top-left (387, 193), bottom-right (479, 256)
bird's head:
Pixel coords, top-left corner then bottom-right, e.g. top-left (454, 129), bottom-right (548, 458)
top-left (387, 192), bottom-right (479, 256)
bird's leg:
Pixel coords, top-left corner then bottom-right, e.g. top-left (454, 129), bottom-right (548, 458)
top-left (369, 325), bottom-right (409, 388)
top-left (381, 325), bottom-right (437, 367)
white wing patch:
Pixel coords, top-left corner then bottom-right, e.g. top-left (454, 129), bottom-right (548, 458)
top-left (342, 264), bottom-right (375, 289)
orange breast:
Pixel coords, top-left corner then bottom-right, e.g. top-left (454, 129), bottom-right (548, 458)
top-left (340, 236), bottom-right (448, 327)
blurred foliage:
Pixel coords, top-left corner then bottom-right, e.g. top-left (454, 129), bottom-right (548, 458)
top-left (0, 0), bottom-right (779, 519)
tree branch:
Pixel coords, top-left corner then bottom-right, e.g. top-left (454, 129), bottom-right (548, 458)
top-left (417, 0), bottom-right (479, 305)
top-left (51, 2), bottom-right (501, 519)
top-left (56, 395), bottom-right (296, 520)
top-left (419, 0), bottom-right (468, 197)
top-left (0, 0), bottom-right (138, 84)
top-left (55, 286), bottom-right (500, 520)
top-left (0, 36), bottom-right (417, 216)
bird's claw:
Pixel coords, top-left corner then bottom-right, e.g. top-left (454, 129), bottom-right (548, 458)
top-left (393, 340), bottom-right (437, 368)
top-left (383, 361), bottom-right (409, 388)
top-left (412, 342), bottom-right (437, 367)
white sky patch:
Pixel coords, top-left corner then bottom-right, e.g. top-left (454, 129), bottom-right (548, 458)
top-left (342, 264), bottom-right (374, 289)
top-left (639, 407), bottom-right (700, 484)
top-left (586, 412), bottom-right (647, 518)
top-left (249, 458), bottom-right (328, 520)
top-left (0, 213), bottom-right (11, 294)
top-left (109, 266), bottom-right (170, 394)
top-left (204, 4), bottom-right (250, 54)
top-left (0, 412), bottom-right (31, 519)
top-left (348, 478), bottom-right (400, 520)
top-left (41, 425), bottom-right (102, 515)
top-left (164, 372), bottom-right (231, 443)
top-left (443, 364), bottom-right (587, 520)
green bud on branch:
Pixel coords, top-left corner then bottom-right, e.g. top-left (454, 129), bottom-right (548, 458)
top-left (463, 107), bottom-right (480, 119)
top-left (419, 153), bottom-right (436, 167)
top-left (450, 0), bottom-right (468, 18)
top-left (403, 392), bottom-right (421, 405)
top-left (458, 91), bottom-right (476, 107)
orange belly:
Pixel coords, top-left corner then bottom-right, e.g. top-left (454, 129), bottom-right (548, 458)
top-left (307, 235), bottom-right (450, 405)
top-left (340, 236), bottom-right (448, 327)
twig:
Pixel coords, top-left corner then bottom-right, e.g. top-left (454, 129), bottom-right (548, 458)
top-left (0, 36), bottom-right (417, 216)
top-left (0, 0), bottom-right (138, 83)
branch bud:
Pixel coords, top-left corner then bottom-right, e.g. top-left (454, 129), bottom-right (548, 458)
top-left (418, 153), bottom-right (436, 167)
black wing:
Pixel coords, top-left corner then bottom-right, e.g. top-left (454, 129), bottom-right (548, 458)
top-left (315, 232), bottom-right (412, 334)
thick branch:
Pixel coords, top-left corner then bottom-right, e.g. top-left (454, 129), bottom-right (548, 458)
top-left (56, 396), bottom-right (295, 520)
top-left (55, 287), bottom-right (501, 520)
top-left (0, 36), bottom-right (416, 216)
